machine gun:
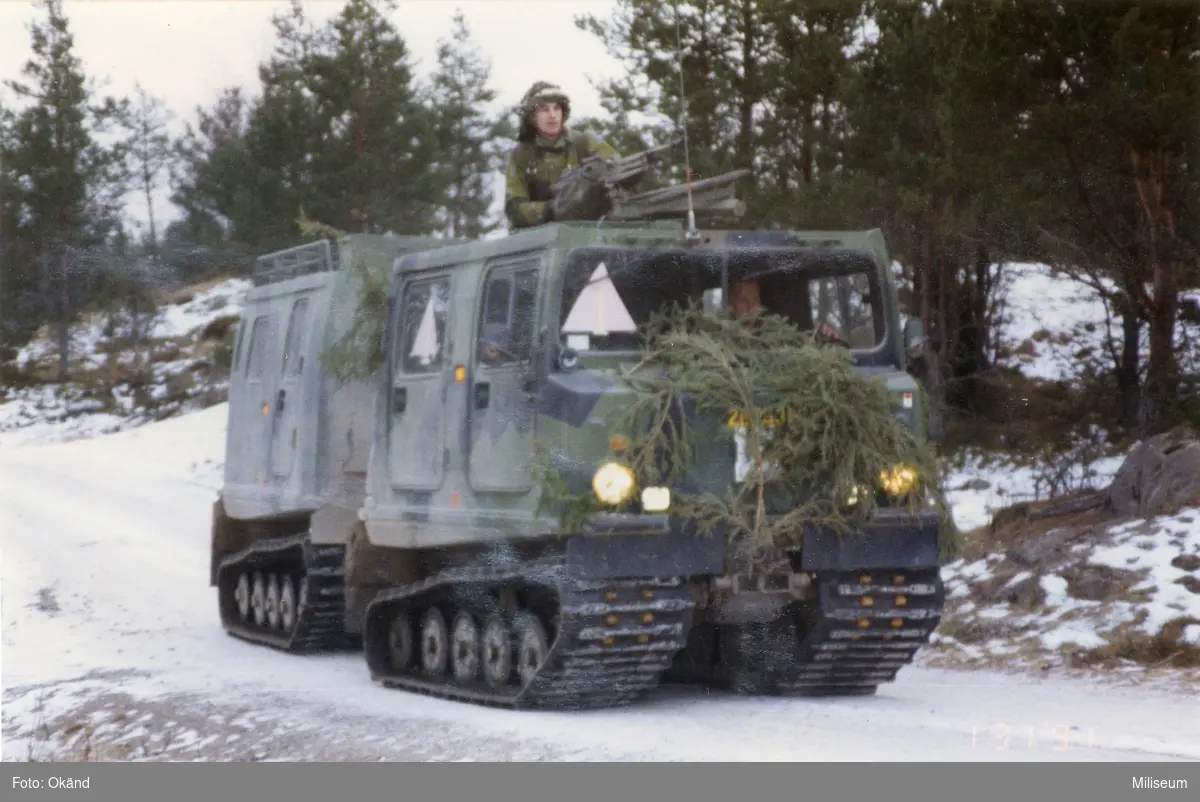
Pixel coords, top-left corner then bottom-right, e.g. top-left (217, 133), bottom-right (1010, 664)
top-left (549, 138), bottom-right (750, 224)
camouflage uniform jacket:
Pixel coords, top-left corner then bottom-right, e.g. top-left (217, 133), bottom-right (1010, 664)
top-left (504, 129), bottom-right (620, 229)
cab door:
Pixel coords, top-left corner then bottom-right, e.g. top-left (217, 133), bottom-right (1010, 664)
top-left (467, 256), bottom-right (542, 493)
top-left (388, 273), bottom-right (451, 491)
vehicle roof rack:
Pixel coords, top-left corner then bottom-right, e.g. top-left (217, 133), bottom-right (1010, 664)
top-left (252, 239), bottom-right (340, 287)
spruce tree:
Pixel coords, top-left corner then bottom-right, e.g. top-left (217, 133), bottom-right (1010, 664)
top-left (306, 0), bottom-right (446, 234)
top-left (428, 10), bottom-right (509, 239)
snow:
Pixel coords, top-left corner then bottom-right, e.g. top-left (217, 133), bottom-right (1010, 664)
top-left (1088, 510), bottom-right (1200, 637)
top-left (1040, 575), bottom-right (1071, 608)
top-left (147, 279), bottom-right (251, 340)
top-left (15, 313), bottom-right (111, 371)
top-left (3, 405), bottom-right (1199, 762)
top-left (0, 383), bottom-right (129, 447)
top-left (942, 449), bottom-right (1126, 533)
top-left (993, 262), bottom-right (1200, 384)
top-left (1040, 623), bottom-right (1107, 651)
top-left (1, 278), bottom-right (248, 448)
top-left (937, 508), bottom-right (1200, 664)
top-left (994, 263), bottom-right (1110, 382)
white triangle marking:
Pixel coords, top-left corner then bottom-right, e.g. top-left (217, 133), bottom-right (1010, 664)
top-left (562, 262), bottom-right (636, 337)
top-left (410, 295), bottom-right (440, 364)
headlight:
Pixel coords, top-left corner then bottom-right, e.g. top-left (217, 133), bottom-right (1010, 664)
top-left (592, 462), bottom-right (635, 505)
top-left (879, 464), bottom-right (919, 496)
top-left (641, 486), bottom-right (671, 512)
top-left (846, 484), bottom-right (871, 506)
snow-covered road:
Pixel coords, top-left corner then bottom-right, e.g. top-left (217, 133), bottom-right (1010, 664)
top-left (2, 408), bottom-right (1197, 762)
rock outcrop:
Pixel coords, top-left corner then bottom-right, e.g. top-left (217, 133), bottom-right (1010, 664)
top-left (1106, 427), bottom-right (1200, 518)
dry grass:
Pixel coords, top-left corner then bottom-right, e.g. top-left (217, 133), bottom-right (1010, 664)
top-left (199, 314), bottom-right (239, 342)
top-left (1075, 617), bottom-right (1200, 670)
top-left (986, 494), bottom-right (1114, 548)
top-left (954, 524), bottom-right (992, 562)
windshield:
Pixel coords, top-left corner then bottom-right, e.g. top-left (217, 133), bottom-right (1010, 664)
top-left (558, 245), bottom-right (886, 354)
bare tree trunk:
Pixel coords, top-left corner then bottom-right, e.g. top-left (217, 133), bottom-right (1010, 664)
top-left (916, 218), bottom-right (946, 442)
top-left (56, 247), bottom-right (70, 381)
top-left (1115, 292), bottom-right (1141, 429)
top-left (142, 161), bottom-right (158, 258)
top-left (737, 0), bottom-right (755, 174)
top-left (1134, 145), bottom-right (1179, 433)
top-left (130, 295), bottom-right (141, 368)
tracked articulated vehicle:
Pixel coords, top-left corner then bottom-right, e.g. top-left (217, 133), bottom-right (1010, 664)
top-left (210, 153), bottom-right (947, 710)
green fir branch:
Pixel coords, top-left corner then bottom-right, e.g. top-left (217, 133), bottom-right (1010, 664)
top-left (537, 300), bottom-right (961, 560)
top-left (298, 210), bottom-right (390, 384)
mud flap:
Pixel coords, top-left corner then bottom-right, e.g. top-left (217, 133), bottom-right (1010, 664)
top-left (210, 498), bottom-right (230, 586)
top-left (566, 516), bottom-right (727, 580)
top-left (799, 512), bottom-right (942, 572)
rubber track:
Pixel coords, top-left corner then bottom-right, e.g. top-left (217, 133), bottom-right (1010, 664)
top-left (364, 560), bottom-right (696, 711)
top-left (738, 567), bottom-right (945, 696)
top-left (217, 532), bottom-right (353, 652)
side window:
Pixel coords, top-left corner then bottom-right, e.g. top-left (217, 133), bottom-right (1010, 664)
top-left (245, 315), bottom-right (270, 381)
top-left (807, 273), bottom-right (881, 349)
top-left (511, 271), bottom-right (538, 360)
top-left (281, 298), bottom-right (310, 377)
top-left (484, 277), bottom-right (511, 325)
top-left (477, 264), bottom-right (540, 367)
top-left (396, 277), bottom-right (450, 374)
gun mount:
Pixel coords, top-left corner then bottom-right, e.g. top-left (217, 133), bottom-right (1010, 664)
top-left (609, 169), bottom-right (750, 221)
top-left (549, 138), bottom-right (751, 225)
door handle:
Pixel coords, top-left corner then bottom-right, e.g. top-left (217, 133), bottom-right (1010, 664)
top-left (474, 382), bottom-right (490, 409)
top-left (393, 387), bottom-right (407, 414)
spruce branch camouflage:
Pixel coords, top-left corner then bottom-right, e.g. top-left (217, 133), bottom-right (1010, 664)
top-left (535, 301), bottom-right (960, 563)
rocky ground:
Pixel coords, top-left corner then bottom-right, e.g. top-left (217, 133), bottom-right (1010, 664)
top-left (0, 277), bottom-right (248, 447)
top-left (929, 428), bottom-right (1200, 676)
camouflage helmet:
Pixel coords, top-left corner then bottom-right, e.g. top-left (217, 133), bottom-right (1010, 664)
top-left (517, 81), bottom-right (571, 141)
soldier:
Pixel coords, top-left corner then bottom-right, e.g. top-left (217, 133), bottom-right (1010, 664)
top-left (727, 279), bottom-right (762, 320)
top-left (504, 81), bottom-right (621, 229)
top-left (726, 274), bottom-right (847, 345)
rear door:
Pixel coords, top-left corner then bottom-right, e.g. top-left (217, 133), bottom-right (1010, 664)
top-left (269, 295), bottom-right (313, 479)
top-left (240, 310), bottom-right (280, 488)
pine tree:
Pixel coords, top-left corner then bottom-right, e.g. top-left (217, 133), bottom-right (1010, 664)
top-left (0, 102), bottom-right (32, 353)
top-left (577, 0), bottom-right (780, 192)
top-left (127, 84), bottom-right (174, 256)
top-left (428, 10), bottom-right (509, 239)
top-left (3, 0), bottom-right (131, 378)
top-left (169, 2), bottom-right (323, 255)
top-left (996, 0), bottom-right (1200, 432)
top-left (171, 87), bottom-right (258, 249)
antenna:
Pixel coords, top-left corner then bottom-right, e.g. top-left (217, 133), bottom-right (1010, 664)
top-left (673, 2), bottom-right (700, 243)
